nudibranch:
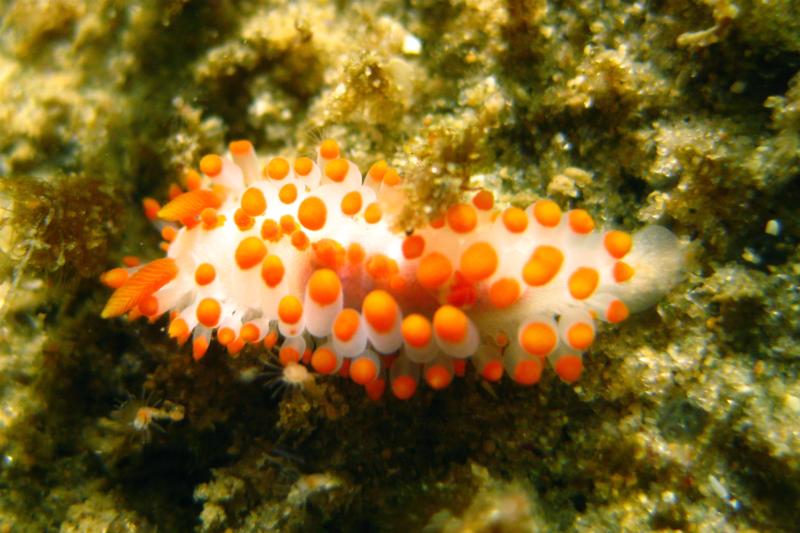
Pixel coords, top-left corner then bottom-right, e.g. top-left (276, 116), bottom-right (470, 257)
top-left (101, 139), bottom-right (683, 399)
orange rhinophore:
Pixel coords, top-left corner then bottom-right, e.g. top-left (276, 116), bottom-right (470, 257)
top-left (101, 139), bottom-right (683, 398)
top-left (101, 258), bottom-right (178, 318)
top-left (157, 190), bottom-right (222, 222)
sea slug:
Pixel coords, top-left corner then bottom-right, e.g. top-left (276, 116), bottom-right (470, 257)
top-left (101, 139), bottom-right (684, 399)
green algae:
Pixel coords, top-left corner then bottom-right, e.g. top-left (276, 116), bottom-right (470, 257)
top-left (0, 0), bottom-right (799, 531)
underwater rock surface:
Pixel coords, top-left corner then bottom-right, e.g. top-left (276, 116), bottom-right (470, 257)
top-left (0, 0), bottom-right (798, 531)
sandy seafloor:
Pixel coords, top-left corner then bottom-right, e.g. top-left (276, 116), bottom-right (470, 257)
top-left (0, 1), bottom-right (799, 531)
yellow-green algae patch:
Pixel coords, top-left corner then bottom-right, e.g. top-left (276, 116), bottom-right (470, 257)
top-left (1, 0), bottom-right (799, 531)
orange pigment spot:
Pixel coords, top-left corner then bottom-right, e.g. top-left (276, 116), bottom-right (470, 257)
top-left (446, 203), bottom-right (477, 233)
top-left (312, 347), bottom-right (338, 374)
top-left (235, 236), bottom-right (267, 269)
top-left (340, 191), bottom-right (362, 215)
top-left (522, 245), bottom-right (564, 286)
top-left (568, 209), bottom-right (595, 234)
top-left (325, 159), bottom-right (349, 182)
top-left (263, 330), bottom-right (278, 349)
top-left (502, 207), bottom-right (528, 233)
top-left (519, 322), bottom-right (557, 356)
top-left (401, 314), bottom-right (432, 348)
top-left (199, 154), bottom-right (223, 177)
top-left (138, 295), bottom-right (159, 317)
top-left (261, 255), bottom-right (285, 287)
top-left (481, 360), bottom-right (504, 382)
top-left (185, 170), bottom-right (201, 191)
top-left (364, 202), bottom-right (382, 224)
top-left (241, 188), bottom-right (267, 217)
top-left (606, 299), bottom-right (629, 323)
top-left (319, 139), bottom-right (340, 160)
top-left (513, 358), bottom-right (542, 385)
top-left (351, 357), bottom-right (378, 385)
top-left (347, 243), bottom-right (365, 264)
top-left (200, 207), bottom-right (218, 228)
top-left (193, 336), bottom-right (209, 361)
top-left (195, 263), bottom-right (216, 285)
top-left (229, 139), bottom-right (253, 156)
top-left (291, 230), bottom-right (309, 250)
top-left (417, 252), bottom-right (452, 290)
top-left (368, 160), bottom-right (388, 182)
top-left (613, 261), bottom-right (635, 282)
top-left (279, 346), bottom-right (301, 366)
top-left (101, 268), bottom-right (129, 289)
top-left (555, 355), bottom-right (583, 383)
top-left (240, 323), bottom-right (260, 343)
top-left (279, 183), bottom-right (297, 204)
top-left (383, 168), bottom-right (401, 186)
top-left (312, 239), bottom-right (345, 269)
top-left (143, 198), bottom-right (160, 221)
top-left (460, 242), bottom-right (498, 282)
top-left (278, 295), bottom-right (303, 324)
top-left (604, 230), bottom-right (632, 258)
top-left (217, 327), bottom-right (235, 346)
top-left (280, 215), bottom-right (296, 234)
top-left (161, 226), bottom-right (177, 242)
top-left (234, 208), bottom-right (254, 230)
top-left (197, 298), bottom-right (221, 327)
top-left (392, 375), bottom-right (417, 400)
top-left (488, 278), bottom-right (521, 308)
top-left (433, 305), bottom-right (469, 343)
top-left (307, 269), bottom-right (341, 305)
top-left (267, 157), bottom-right (290, 180)
top-left (425, 365), bottom-right (452, 390)
top-left (362, 290), bottom-right (398, 333)
top-left (333, 308), bottom-right (361, 341)
top-left (472, 190), bottom-right (494, 210)
top-left (567, 322), bottom-right (594, 350)
top-left (532, 199), bottom-right (561, 227)
top-left (401, 235), bottom-right (425, 259)
top-left (261, 219), bottom-right (282, 241)
top-left (568, 267), bottom-right (599, 300)
top-left (168, 317), bottom-right (189, 342)
top-left (298, 196), bottom-right (327, 230)
top-left (294, 157), bottom-right (313, 176)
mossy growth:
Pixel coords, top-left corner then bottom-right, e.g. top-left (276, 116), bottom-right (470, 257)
top-left (0, 173), bottom-right (124, 280)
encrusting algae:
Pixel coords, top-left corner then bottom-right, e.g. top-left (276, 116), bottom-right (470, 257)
top-left (1, 0), bottom-right (800, 531)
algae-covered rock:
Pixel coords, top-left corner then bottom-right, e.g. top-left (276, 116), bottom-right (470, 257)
top-left (0, 0), bottom-right (798, 531)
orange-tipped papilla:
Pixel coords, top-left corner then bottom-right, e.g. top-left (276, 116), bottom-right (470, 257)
top-left (551, 351), bottom-right (583, 383)
top-left (192, 328), bottom-right (211, 361)
top-left (432, 305), bottom-right (479, 358)
top-left (311, 343), bottom-right (343, 375)
top-left (303, 269), bottom-right (343, 337)
top-left (350, 350), bottom-right (381, 385)
top-left (557, 309), bottom-right (595, 352)
top-left (517, 318), bottom-right (558, 358)
top-left (390, 355), bottom-right (420, 400)
top-left (331, 308), bottom-right (367, 358)
top-left (279, 336), bottom-right (306, 366)
top-left (277, 295), bottom-right (304, 337)
top-left (400, 313), bottom-right (436, 363)
top-left (504, 343), bottom-right (543, 386)
top-left (362, 290), bottom-right (403, 354)
top-left (472, 344), bottom-right (504, 382)
top-left (229, 139), bottom-right (258, 184)
top-left (423, 355), bottom-right (454, 390)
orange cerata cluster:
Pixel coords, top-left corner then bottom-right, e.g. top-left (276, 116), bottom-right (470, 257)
top-left (101, 139), bottom-right (683, 400)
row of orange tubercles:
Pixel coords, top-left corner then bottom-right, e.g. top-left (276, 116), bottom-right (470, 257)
top-left (101, 139), bottom-right (678, 399)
